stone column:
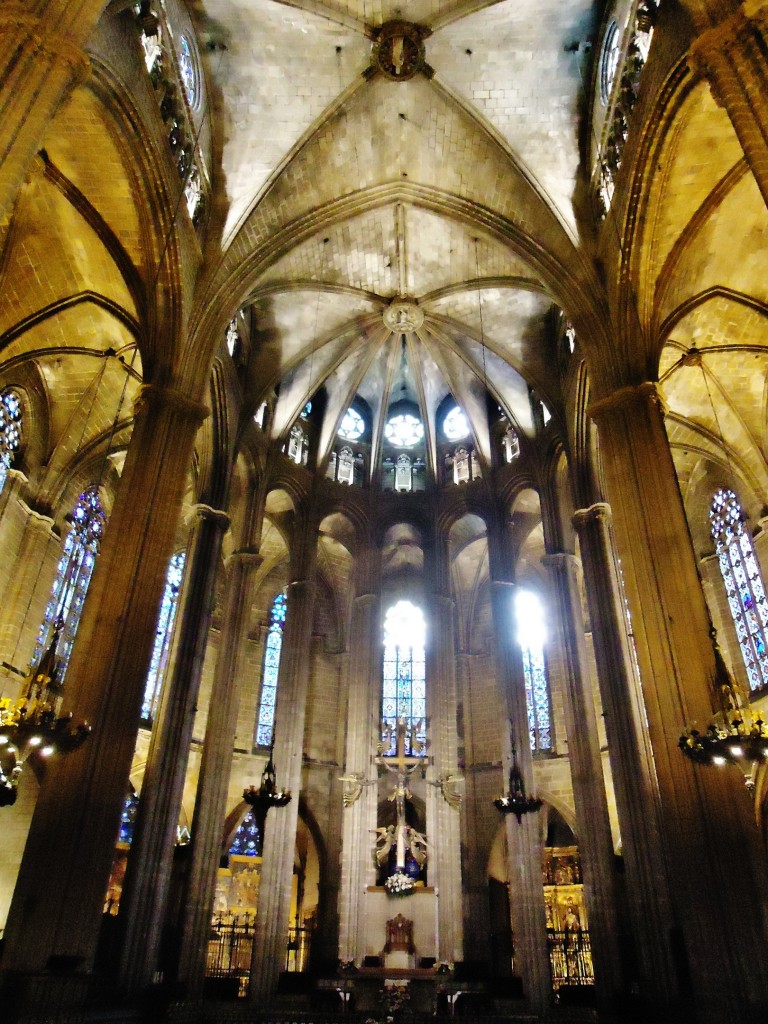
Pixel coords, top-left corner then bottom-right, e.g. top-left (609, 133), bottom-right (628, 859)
top-left (117, 503), bottom-right (229, 994)
top-left (541, 552), bottom-right (623, 1010)
top-left (176, 549), bottom-right (263, 998)
top-left (0, 385), bottom-right (206, 1010)
top-left (426, 591), bottom-right (464, 965)
top-left (0, 2), bottom-right (95, 220)
top-left (337, 584), bottom-right (380, 964)
top-left (589, 382), bottom-right (768, 1024)
top-left (487, 566), bottom-right (551, 1015)
top-left (249, 565), bottom-right (317, 1000)
top-left (573, 501), bottom-right (677, 1009)
top-left (689, 1), bottom-right (768, 212)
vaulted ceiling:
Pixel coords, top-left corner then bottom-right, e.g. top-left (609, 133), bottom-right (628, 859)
top-left (193, 0), bottom-right (600, 470)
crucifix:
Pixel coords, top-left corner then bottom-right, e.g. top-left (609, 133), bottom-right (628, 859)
top-left (374, 719), bottom-right (428, 872)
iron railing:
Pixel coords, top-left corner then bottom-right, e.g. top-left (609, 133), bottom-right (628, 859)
top-left (547, 929), bottom-right (594, 990)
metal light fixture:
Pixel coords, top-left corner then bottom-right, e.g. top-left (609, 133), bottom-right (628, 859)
top-left (494, 735), bottom-right (543, 824)
top-left (673, 346), bottom-right (768, 791)
top-left (0, 619), bottom-right (90, 805)
top-left (679, 629), bottom-right (768, 791)
top-left (242, 733), bottom-right (292, 852)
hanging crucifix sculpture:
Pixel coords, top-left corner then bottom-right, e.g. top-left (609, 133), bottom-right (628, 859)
top-left (372, 718), bottom-right (428, 873)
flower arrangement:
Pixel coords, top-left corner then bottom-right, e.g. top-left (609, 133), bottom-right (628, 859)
top-left (384, 871), bottom-right (414, 896)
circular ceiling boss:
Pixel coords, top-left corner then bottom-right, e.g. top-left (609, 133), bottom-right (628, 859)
top-left (383, 300), bottom-right (425, 333)
top-left (372, 22), bottom-right (430, 82)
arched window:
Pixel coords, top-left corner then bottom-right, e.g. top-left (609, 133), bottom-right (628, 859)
top-left (337, 446), bottom-right (355, 485)
top-left (287, 423), bottom-right (307, 465)
top-left (0, 388), bottom-right (22, 493)
top-left (141, 550), bottom-right (186, 722)
top-left (229, 808), bottom-right (262, 857)
top-left (395, 453), bottom-right (412, 492)
top-left (515, 589), bottom-right (552, 752)
top-left (502, 424), bottom-right (520, 464)
top-left (381, 600), bottom-right (426, 755)
top-left (710, 488), bottom-right (768, 691)
top-left (255, 591), bottom-right (287, 746)
top-left (178, 34), bottom-right (197, 106)
top-left (34, 487), bottom-right (106, 681)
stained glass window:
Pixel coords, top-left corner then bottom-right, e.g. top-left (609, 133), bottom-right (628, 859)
top-left (229, 808), bottom-right (262, 857)
top-left (0, 389), bottom-right (22, 494)
top-left (443, 405), bottom-right (469, 441)
top-left (600, 20), bottom-right (621, 103)
top-left (381, 601), bottom-right (426, 755)
top-left (178, 34), bottom-right (196, 106)
top-left (711, 488), bottom-right (768, 691)
top-left (385, 413), bottom-right (424, 448)
top-left (287, 423), bottom-right (307, 464)
top-left (118, 792), bottom-right (140, 845)
top-left (337, 446), bottom-right (354, 485)
top-left (502, 425), bottom-right (520, 464)
top-left (338, 407), bottom-right (364, 441)
top-left (256, 591), bottom-right (287, 747)
top-left (141, 550), bottom-right (186, 721)
top-left (515, 590), bottom-right (552, 752)
top-left (34, 487), bottom-right (105, 682)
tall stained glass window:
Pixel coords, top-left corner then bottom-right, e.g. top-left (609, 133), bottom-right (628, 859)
top-left (34, 487), bottom-right (105, 681)
top-left (142, 550), bottom-right (186, 721)
top-left (229, 809), bottom-right (262, 857)
top-left (255, 591), bottom-right (287, 746)
top-left (515, 589), bottom-right (552, 752)
top-left (711, 488), bottom-right (768, 691)
top-left (0, 388), bottom-right (22, 494)
top-left (381, 600), bottom-right (426, 755)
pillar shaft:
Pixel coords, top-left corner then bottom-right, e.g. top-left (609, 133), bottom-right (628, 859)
top-left (338, 591), bottom-right (380, 964)
top-left (0, 386), bottom-right (205, 990)
top-left (249, 576), bottom-right (317, 1000)
top-left (573, 501), bottom-right (677, 1008)
top-left (488, 577), bottom-right (551, 1015)
top-left (426, 593), bottom-right (463, 964)
top-left (0, 2), bottom-right (95, 220)
top-left (117, 504), bottom-right (229, 993)
top-left (176, 549), bottom-right (263, 997)
top-left (542, 552), bottom-right (623, 1008)
top-left (590, 382), bottom-right (768, 1023)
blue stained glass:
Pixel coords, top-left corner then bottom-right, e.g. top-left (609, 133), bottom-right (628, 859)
top-left (229, 809), bottom-right (262, 856)
top-left (255, 591), bottom-right (287, 747)
top-left (515, 590), bottom-right (552, 753)
top-left (0, 389), bottom-right (22, 494)
top-left (141, 551), bottom-right (186, 721)
top-left (34, 487), bottom-right (106, 681)
top-left (380, 601), bottom-right (426, 755)
top-left (711, 488), bottom-right (768, 691)
top-left (118, 792), bottom-right (140, 845)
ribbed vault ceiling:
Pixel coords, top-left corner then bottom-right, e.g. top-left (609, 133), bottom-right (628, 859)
top-left (192, 0), bottom-right (599, 472)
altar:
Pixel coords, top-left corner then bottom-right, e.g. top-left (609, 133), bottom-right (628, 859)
top-left (363, 886), bottom-right (437, 966)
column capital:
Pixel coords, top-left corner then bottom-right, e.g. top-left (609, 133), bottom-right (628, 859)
top-left (587, 381), bottom-right (664, 423)
top-left (541, 551), bottom-right (580, 573)
top-left (572, 502), bottom-right (612, 530)
top-left (133, 383), bottom-right (209, 423)
top-left (227, 548), bottom-right (262, 568)
top-left (189, 503), bottom-right (230, 528)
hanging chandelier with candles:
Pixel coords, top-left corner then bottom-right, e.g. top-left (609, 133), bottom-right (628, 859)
top-left (679, 630), bottom-right (768, 791)
top-left (0, 619), bottom-right (90, 806)
top-left (494, 735), bottom-right (543, 824)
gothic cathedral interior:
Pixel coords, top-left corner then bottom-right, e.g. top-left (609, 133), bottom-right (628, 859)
top-left (1, 2), bottom-right (768, 1023)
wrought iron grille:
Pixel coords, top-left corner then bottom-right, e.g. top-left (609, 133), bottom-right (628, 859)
top-left (547, 930), bottom-right (594, 990)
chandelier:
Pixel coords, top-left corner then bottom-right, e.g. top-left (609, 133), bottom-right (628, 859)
top-left (242, 736), bottom-right (291, 852)
top-left (0, 619), bottom-right (90, 806)
top-left (679, 631), bottom-right (768, 791)
top-left (494, 736), bottom-right (543, 824)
